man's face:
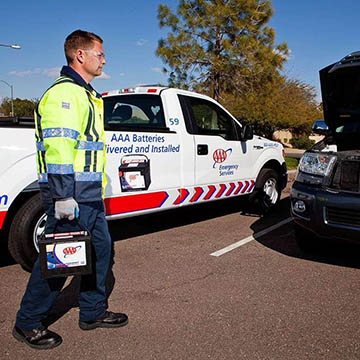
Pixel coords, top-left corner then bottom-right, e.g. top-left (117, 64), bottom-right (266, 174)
top-left (82, 40), bottom-right (106, 79)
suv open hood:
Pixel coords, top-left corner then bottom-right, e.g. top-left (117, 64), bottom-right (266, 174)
top-left (320, 51), bottom-right (360, 136)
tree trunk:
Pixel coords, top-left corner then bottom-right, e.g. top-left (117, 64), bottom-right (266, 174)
top-left (213, 24), bottom-right (221, 102)
top-left (213, 73), bottom-right (220, 101)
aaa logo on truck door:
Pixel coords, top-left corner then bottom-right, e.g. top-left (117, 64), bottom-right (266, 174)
top-left (213, 148), bottom-right (232, 168)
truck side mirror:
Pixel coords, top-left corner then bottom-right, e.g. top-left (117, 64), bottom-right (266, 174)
top-left (241, 125), bottom-right (253, 140)
top-left (312, 120), bottom-right (329, 135)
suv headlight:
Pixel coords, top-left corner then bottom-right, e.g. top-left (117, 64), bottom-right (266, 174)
top-left (299, 152), bottom-right (337, 176)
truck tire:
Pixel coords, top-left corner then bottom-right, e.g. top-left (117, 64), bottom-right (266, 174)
top-left (249, 168), bottom-right (280, 214)
top-left (8, 193), bottom-right (46, 271)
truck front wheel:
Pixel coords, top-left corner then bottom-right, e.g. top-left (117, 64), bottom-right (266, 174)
top-left (8, 193), bottom-right (45, 271)
top-left (249, 168), bottom-right (280, 214)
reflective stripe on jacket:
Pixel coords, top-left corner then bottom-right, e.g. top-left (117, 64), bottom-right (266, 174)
top-left (35, 69), bottom-right (106, 204)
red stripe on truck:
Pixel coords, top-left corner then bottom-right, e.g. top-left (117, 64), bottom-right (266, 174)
top-left (190, 187), bottom-right (204, 203)
top-left (215, 184), bottom-right (226, 198)
top-left (173, 189), bottom-right (190, 205)
top-left (0, 211), bottom-right (6, 229)
top-left (104, 192), bottom-right (169, 216)
top-left (204, 185), bottom-right (216, 200)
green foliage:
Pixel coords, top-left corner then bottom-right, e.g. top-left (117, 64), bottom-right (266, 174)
top-left (222, 75), bottom-right (322, 139)
top-left (0, 97), bottom-right (38, 117)
top-left (285, 157), bottom-right (299, 170)
top-left (157, 0), bottom-right (288, 100)
top-left (289, 136), bottom-right (315, 150)
top-left (156, 0), bottom-right (322, 139)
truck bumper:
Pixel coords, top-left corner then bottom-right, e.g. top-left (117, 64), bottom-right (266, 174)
top-left (290, 181), bottom-right (360, 243)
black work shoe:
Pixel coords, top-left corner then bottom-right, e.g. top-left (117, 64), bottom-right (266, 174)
top-left (79, 311), bottom-right (128, 330)
top-left (12, 326), bottom-right (62, 350)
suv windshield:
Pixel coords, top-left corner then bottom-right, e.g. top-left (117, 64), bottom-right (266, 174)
top-left (103, 94), bottom-right (166, 130)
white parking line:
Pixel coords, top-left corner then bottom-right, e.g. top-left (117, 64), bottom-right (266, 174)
top-left (210, 217), bottom-right (292, 257)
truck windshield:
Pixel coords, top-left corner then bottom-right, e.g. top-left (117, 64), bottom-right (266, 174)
top-left (103, 94), bottom-right (166, 130)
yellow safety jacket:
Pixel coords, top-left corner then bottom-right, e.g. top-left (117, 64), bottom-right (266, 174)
top-left (35, 66), bottom-right (106, 205)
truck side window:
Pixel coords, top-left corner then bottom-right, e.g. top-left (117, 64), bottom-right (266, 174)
top-left (179, 95), bottom-right (238, 140)
top-left (103, 94), bottom-right (167, 131)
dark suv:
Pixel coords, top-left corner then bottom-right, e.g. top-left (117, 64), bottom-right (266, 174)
top-left (291, 51), bottom-right (360, 249)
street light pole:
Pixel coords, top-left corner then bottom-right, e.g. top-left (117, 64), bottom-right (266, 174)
top-left (0, 43), bottom-right (20, 116)
top-left (0, 43), bottom-right (21, 49)
top-left (0, 80), bottom-right (14, 116)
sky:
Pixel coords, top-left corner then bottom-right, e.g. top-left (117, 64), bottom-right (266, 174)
top-left (1, 0), bottom-right (360, 103)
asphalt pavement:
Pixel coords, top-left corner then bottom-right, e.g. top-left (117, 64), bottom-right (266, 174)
top-left (2, 173), bottom-right (360, 359)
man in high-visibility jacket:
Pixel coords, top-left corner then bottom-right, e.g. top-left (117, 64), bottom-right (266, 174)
top-left (13, 30), bottom-right (128, 350)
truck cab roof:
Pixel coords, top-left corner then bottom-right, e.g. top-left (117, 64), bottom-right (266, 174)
top-left (102, 86), bottom-right (168, 97)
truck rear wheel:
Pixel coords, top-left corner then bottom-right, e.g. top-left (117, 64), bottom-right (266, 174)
top-left (8, 193), bottom-right (46, 271)
top-left (249, 168), bottom-right (280, 214)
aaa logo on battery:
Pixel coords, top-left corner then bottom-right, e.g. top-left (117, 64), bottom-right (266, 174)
top-left (63, 246), bottom-right (82, 257)
top-left (213, 148), bottom-right (232, 168)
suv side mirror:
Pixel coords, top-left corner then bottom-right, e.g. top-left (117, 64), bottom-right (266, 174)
top-left (312, 120), bottom-right (329, 135)
top-left (241, 125), bottom-right (253, 140)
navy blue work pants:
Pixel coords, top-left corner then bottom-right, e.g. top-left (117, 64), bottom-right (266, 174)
top-left (15, 201), bottom-right (112, 330)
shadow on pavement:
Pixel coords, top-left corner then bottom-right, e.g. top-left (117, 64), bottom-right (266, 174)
top-left (0, 196), bottom-right (251, 271)
top-left (9, 192), bottom-right (359, 325)
top-left (0, 232), bottom-right (116, 328)
top-left (19, 198), bottom-right (250, 327)
top-left (0, 230), bottom-right (16, 268)
top-left (251, 196), bottom-right (360, 270)
top-left (108, 196), bottom-right (252, 242)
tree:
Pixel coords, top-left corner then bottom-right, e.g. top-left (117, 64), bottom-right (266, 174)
top-left (222, 75), bottom-right (322, 139)
top-left (156, 0), bottom-right (288, 101)
top-left (0, 97), bottom-right (38, 117)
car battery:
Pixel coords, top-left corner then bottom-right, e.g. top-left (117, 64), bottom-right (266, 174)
top-left (118, 154), bottom-right (151, 192)
top-left (39, 225), bottom-right (92, 279)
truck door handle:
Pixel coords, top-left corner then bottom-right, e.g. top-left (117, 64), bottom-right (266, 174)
top-left (197, 144), bottom-right (208, 155)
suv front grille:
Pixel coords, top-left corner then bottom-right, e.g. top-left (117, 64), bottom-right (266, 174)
top-left (331, 158), bottom-right (360, 192)
top-left (326, 206), bottom-right (360, 228)
top-left (340, 161), bottom-right (360, 190)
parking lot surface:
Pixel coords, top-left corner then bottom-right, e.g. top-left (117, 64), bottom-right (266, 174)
top-left (1, 174), bottom-right (360, 359)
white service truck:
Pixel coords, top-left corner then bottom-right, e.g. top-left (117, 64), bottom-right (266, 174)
top-left (0, 87), bottom-right (287, 270)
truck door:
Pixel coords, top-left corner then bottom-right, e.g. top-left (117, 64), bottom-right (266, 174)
top-left (178, 95), bottom-right (255, 188)
top-left (103, 94), bottom-right (181, 204)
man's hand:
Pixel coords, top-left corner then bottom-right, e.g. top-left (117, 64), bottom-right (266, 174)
top-left (54, 198), bottom-right (79, 220)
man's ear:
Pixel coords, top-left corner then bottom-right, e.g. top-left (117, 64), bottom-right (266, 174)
top-left (75, 49), bottom-right (85, 64)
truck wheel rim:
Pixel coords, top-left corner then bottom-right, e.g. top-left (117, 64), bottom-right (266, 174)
top-left (33, 213), bottom-right (47, 253)
top-left (263, 178), bottom-right (278, 206)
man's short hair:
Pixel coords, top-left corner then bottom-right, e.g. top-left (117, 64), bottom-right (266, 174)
top-left (64, 30), bottom-right (103, 64)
